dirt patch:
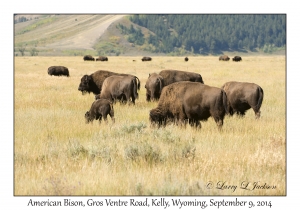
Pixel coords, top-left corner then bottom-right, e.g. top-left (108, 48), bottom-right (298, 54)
top-left (45, 15), bottom-right (126, 50)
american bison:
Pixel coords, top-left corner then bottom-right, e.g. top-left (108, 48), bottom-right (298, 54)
top-left (78, 70), bottom-right (140, 95)
top-left (99, 75), bottom-right (139, 105)
top-left (145, 69), bottom-right (204, 101)
top-left (232, 56), bottom-right (242, 62)
top-left (219, 55), bottom-right (230, 61)
top-left (96, 56), bottom-right (108, 61)
top-left (142, 56), bottom-right (152, 61)
top-left (83, 55), bottom-right (95, 61)
top-left (221, 81), bottom-right (263, 119)
top-left (48, 66), bottom-right (69, 77)
top-left (184, 57), bottom-right (189, 62)
top-left (85, 99), bottom-right (115, 124)
top-left (149, 81), bottom-right (228, 129)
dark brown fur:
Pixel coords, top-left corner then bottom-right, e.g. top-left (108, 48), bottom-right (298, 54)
top-left (221, 81), bottom-right (263, 119)
top-left (149, 81), bottom-right (228, 129)
top-left (184, 57), bottom-right (189, 61)
top-left (232, 56), bottom-right (242, 62)
top-left (48, 66), bottom-right (69, 77)
top-left (141, 56), bottom-right (152, 61)
top-left (145, 70), bottom-right (204, 101)
top-left (85, 99), bottom-right (115, 124)
top-left (78, 70), bottom-right (140, 95)
top-left (96, 56), bottom-right (108, 61)
top-left (83, 55), bottom-right (95, 61)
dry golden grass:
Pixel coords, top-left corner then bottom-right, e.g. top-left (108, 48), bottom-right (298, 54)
top-left (14, 55), bottom-right (285, 195)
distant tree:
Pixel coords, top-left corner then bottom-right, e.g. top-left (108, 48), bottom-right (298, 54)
top-left (18, 45), bottom-right (26, 56)
top-left (128, 14), bottom-right (286, 54)
top-left (29, 48), bottom-right (39, 56)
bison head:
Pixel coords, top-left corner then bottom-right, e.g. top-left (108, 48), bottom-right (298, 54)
top-left (78, 75), bottom-right (93, 95)
top-left (85, 111), bottom-right (91, 123)
top-left (149, 108), bottom-right (166, 127)
top-left (145, 73), bottom-right (164, 101)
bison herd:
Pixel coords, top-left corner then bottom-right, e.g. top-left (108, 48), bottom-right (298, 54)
top-left (47, 55), bottom-right (263, 130)
top-left (219, 55), bottom-right (243, 62)
top-left (83, 55), bottom-right (108, 61)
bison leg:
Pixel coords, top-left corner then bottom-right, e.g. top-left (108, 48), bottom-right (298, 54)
top-left (255, 110), bottom-right (261, 119)
top-left (120, 94), bottom-right (128, 105)
top-left (236, 111), bottom-right (246, 117)
top-left (252, 104), bottom-right (261, 119)
top-left (213, 116), bottom-right (224, 130)
top-left (228, 106), bottom-right (234, 116)
top-left (174, 114), bottom-right (187, 128)
top-left (189, 119), bottom-right (201, 129)
top-left (98, 115), bottom-right (103, 123)
top-left (102, 114), bottom-right (108, 122)
top-left (109, 110), bottom-right (115, 123)
top-left (131, 95), bottom-right (135, 105)
top-left (146, 93), bottom-right (151, 102)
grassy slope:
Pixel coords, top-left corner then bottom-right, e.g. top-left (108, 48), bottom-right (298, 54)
top-left (14, 55), bottom-right (286, 195)
top-left (14, 15), bottom-right (123, 55)
top-left (14, 15), bottom-right (285, 56)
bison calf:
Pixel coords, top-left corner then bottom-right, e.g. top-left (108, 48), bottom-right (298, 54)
top-left (221, 81), bottom-right (263, 119)
top-left (85, 99), bottom-right (115, 124)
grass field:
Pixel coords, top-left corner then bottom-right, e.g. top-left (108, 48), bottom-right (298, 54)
top-left (14, 55), bottom-right (286, 195)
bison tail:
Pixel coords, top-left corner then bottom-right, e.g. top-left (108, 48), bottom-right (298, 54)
top-left (132, 79), bottom-right (139, 100)
top-left (255, 86), bottom-right (264, 111)
top-left (136, 77), bottom-right (141, 90)
top-left (222, 90), bottom-right (229, 114)
top-left (201, 77), bottom-right (204, 84)
top-left (158, 78), bottom-right (163, 95)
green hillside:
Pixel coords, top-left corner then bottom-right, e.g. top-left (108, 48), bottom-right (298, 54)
top-left (14, 14), bottom-right (286, 56)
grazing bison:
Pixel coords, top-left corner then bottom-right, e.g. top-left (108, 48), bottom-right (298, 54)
top-left (48, 66), bottom-right (69, 77)
top-left (219, 55), bottom-right (230, 61)
top-left (78, 70), bottom-right (140, 95)
top-left (145, 69), bottom-right (204, 101)
top-left (184, 57), bottom-right (189, 62)
top-left (96, 56), bottom-right (108, 61)
top-left (142, 56), bottom-right (152, 61)
top-left (149, 81), bottom-right (228, 129)
top-left (85, 99), bottom-right (115, 124)
top-left (232, 56), bottom-right (242, 62)
top-left (83, 55), bottom-right (95, 61)
top-left (221, 81), bottom-right (263, 119)
top-left (99, 75), bottom-right (139, 105)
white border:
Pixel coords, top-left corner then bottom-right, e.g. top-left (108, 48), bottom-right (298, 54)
top-left (5, 1), bottom-right (296, 209)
